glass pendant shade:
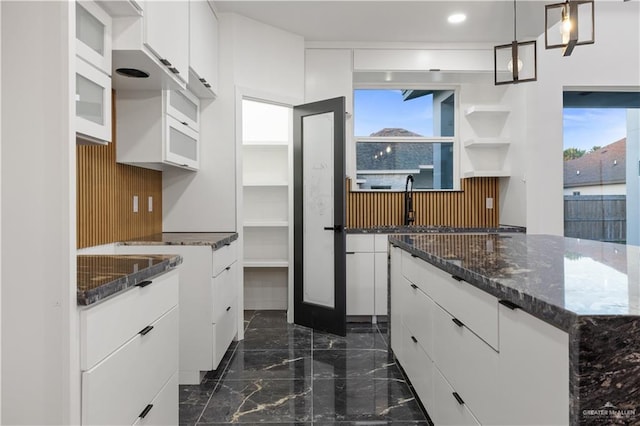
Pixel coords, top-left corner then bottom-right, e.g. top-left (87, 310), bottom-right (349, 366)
top-left (494, 40), bottom-right (537, 85)
top-left (545, 0), bottom-right (595, 56)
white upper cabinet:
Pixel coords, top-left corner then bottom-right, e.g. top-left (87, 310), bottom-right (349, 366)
top-left (143, 0), bottom-right (189, 85)
top-left (188, 0), bottom-right (219, 98)
top-left (76, 1), bottom-right (112, 75)
top-left (75, 0), bottom-right (112, 144)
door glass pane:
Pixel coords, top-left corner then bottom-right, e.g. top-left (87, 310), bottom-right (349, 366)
top-left (303, 112), bottom-right (335, 308)
top-left (169, 127), bottom-right (197, 161)
top-left (76, 4), bottom-right (104, 55)
top-left (76, 73), bottom-right (104, 125)
top-left (170, 91), bottom-right (198, 123)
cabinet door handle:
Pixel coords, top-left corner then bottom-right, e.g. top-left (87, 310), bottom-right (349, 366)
top-left (226, 306), bottom-right (231, 312)
top-left (225, 266), bottom-right (231, 271)
top-left (452, 392), bottom-right (465, 405)
top-left (410, 283), bottom-right (418, 290)
top-left (139, 325), bottom-right (154, 336)
top-left (452, 318), bottom-right (464, 328)
top-left (199, 78), bottom-right (207, 83)
top-left (346, 251), bottom-right (355, 255)
top-left (204, 83), bottom-right (212, 88)
top-left (451, 275), bottom-right (464, 282)
top-left (225, 243), bottom-right (231, 246)
top-left (411, 335), bottom-right (418, 343)
top-left (410, 254), bottom-right (418, 258)
top-left (181, 121), bottom-right (188, 126)
top-left (136, 280), bottom-right (152, 288)
top-left (169, 67), bottom-right (180, 74)
top-left (160, 59), bottom-right (172, 66)
top-left (499, 299), bottom-right (520, 310)
top-left (139, 404), bottom-right (153, 418)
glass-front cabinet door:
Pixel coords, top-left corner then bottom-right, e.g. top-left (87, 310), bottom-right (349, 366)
top-left (76, 59), bottom-right (112, 144)
top-left (166, 90), bottom-right (200, 131)
top-left (76, 1), bottom-right (111, 75)
top-left (165, 115), bottom-right (199, 170)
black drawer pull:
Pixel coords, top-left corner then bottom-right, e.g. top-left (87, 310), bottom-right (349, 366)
top-left (169, 67), bottom-right (180, 74)
top-left (225, 243), bottom-right (231, 246)
top-left (499, 300), bottom-right (521, 310)
top-left (410, 283), bottom-right (418, 289)
top-left (225, 266), bottom-right (231, 271)
top-left (181, 121), bottom-right (188, 126)
top-left (226, 306), bottom-right (231, 312)
top-left (139, 404), bottom-right (153, 418)
top-left (451, 275), bottom-right (464, 282)
top-left (410, 254), bottom-right (418, 258)
top-left (160, 59), bottom-right (171, 66)
top-left (346, 251), bottom-right (355, 255)
top-left (452, 318), bottom-right (464, 328)
top-left (411, 335), bottom-right (418, 343)
top-left (199, 78), bottom-right (207, 83)
top-left (452, 392), bottom-right (465, 405)
top-left (204, 83), bottom-right (212, 88)
top-left (136, 280), bottom-right (152, 288)
top-left (139, 325), bottom-right (154, 336)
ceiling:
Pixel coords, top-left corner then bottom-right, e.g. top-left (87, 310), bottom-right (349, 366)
top-left (214, 1), bottom-right (552, 44)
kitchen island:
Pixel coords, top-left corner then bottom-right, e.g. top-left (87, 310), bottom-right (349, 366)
top-left (389, 233), bottom-right (639, 425)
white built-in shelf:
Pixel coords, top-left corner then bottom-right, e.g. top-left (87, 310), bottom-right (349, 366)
top-left (243, 221), bottom-right (289, 228)
top-left (243, 141), bottom-right (289, 147)
top-left (464, 170), bottom-right (511, 178)
top-left (243, 182), bottom-right (289, 187)
top-left (244, 260), bottom-right (289, 268)
top-left (464, 138), bottom-right (511, 148)
top-left (464, 105), bottom-right (511, 117)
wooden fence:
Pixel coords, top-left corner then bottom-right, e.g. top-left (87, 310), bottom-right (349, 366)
top-left (564, 195), bottom-right (626, 243)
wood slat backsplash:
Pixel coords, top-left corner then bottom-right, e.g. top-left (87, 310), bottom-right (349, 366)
top-left (346, 177), bottom-right (499, 228)
top-left (77, 92), bottom-right (162, 249)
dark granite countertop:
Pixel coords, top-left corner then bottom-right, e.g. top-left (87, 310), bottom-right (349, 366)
top-left (346, 225), bottom-right (526, 234)
top-left (120, 232), bottom-right (238, 250)
top-left (389, 233), bottom-right (639, 331)
top-left (77, 254), bottom-right (182, 306)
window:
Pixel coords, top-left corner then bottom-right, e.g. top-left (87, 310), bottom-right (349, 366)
top-left (354, 88), bottom-right (456, 190)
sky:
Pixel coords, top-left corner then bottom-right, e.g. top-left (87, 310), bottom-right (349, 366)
top-left (354, 89), bottom-right (629, 151)
top-left (563, 108), bottom-right (627, 151)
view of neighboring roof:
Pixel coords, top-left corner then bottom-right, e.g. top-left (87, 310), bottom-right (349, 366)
top-left (357, 128), bottom-right (434, 171)
top-left (563, 138), bottom-right (626, 188)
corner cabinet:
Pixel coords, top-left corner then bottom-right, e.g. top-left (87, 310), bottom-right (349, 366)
top-left (116, 89), bottom-right (200, 171)
top-left (115, 242), bottom-right (239, 385)
top-left (462, 105), bottom-right (511, 178)
top-left (79, 269), bottom-right (179, 425)
top-left (75, 0), bottom-right (112, 144)
top-left (390, 246), bottom-right (570, 425)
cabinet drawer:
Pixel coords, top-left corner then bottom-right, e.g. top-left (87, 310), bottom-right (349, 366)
top-left (82, 306), bottom-right (178, 426)
top-left (212, 262), bottom-right (237, 321)
top-left (400, 322), bottom-right (434, 416)
top-left (433, 368), bottom-right (481, 426)
top-left (432, 303), bottom-right (498, 424)
top-left (402, 252), bottom-right (498, 349)
top-left (346, 234), bottom-right (374, 252)
top-left (212, 242), bottom-right (237, 277)
top-left (212, 298), bottom-right (238, 370)
top-left (402, 281), bottom-right (434, 360)
top-left (132, 372), bottom-right (178, 426)
top-left (80, 269), bottom-right (178, 370)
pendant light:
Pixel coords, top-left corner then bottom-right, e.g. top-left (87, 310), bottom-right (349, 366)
top-left (545, 0), bottom-right (595, 57)
top-left (494, 0), bottom-right (537, 85)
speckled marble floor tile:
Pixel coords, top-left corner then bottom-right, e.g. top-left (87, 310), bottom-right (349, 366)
top-left (179, 310), bottom-right (430, 425)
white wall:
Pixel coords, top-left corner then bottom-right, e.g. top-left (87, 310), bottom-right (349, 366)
top-left (524, 1), bottom-right (640, 235)
top-left (163, 12), bottom-right (304, 232)
top-left (1, 2), bottom-right (78, 424)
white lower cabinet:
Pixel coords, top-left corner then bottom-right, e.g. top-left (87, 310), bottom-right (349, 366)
top-left (391, 245), bottom-right (570, 426)
top-left (346, 234), bottom-right (389, 316)
top-left (80, 269), bottom-right (179, 425)
top-left (116, 241), bottom-right (239, 385)
top-left (132, 372), bottom-right (178, 426)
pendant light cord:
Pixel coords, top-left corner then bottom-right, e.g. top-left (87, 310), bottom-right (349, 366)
top-left (513, 0), bottom-right (517, 41)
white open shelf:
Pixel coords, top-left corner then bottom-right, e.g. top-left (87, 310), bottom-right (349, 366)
top-left (244, 260), bottom-right (289, 268)
top-left (243, 221), bottom-right (288, 227)
top-left (464, 138), bottom-right (511, 148)
top-left (464, 105), bottom-right (511, 116)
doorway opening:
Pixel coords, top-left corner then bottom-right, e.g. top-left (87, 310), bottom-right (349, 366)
top-left (562, 91), bottom-right (640, 244)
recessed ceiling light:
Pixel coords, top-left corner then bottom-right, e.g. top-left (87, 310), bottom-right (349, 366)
top-left (448, 13), bottom-right (466, 24)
